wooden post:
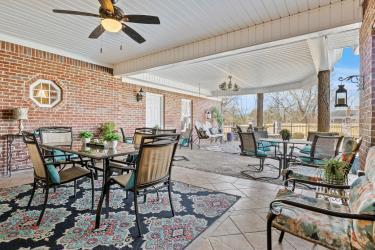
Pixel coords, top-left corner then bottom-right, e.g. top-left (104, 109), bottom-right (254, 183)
top-left (317, 70), bottom-right (330, 132)
top-left (256, 93), bottom-right (264, 129)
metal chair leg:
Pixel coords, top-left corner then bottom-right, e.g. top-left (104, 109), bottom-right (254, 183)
top-left (36, 185), bottom-right (49, 226)
top-left (267, 213), bottom-right (276, 250)
top-left (27, 181), bottom-right (37, 210)
top-left (278, 231), bottom-right (285, 243)
top-left (168, 181), bottom-right (175, 217)
top-left (134, 193), bottom-right (142, 237)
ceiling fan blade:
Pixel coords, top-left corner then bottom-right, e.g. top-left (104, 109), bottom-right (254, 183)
top-left (53, 9), bottom-right (100, 17)
top-left (123, 15), bottom-right (160, 24)
top-left (122, 24), bottom-right (145, 44)
top-left (98, 0), bottom-right (114, 14)
top-left (89, 25), bottom-right (105, 39)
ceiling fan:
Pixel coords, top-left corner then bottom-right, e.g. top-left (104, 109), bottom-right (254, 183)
top-left (52, 0), bottom-right (160, 44)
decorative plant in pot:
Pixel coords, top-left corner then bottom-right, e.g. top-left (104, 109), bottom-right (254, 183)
top-left (321, 159), bottom-right (350, 185)
top-left (103, 132), bottom-right (120, 149)
top-left (210, 106), bottom-right (224, 132)
top-left (279, 129), bottom-right (291, 141)
top-left (79, 131), bottom-right (93, 144)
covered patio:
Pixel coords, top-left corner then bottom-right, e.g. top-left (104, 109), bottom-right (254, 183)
top-left (0, 0), bottom-right (374, 249)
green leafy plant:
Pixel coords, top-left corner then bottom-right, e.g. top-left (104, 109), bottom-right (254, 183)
top-left (211, 106), bottom-right (224, 128)
top-left (279, 129), bottom-right (291, 140)
top-left (79, 131), bottom-right (93, 139)
top-left (103, 132), bottom-right (120, 142)
top-left (322, 159), bottom-right (350, 184)
top-left (101, 121), bottom-right (116, 137)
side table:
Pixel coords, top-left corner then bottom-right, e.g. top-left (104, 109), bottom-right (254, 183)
top-left (5, 134), bottom-right (23, 177)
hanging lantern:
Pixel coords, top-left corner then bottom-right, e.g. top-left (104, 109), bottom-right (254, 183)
top-left (335, 85), bottom-right (348, 108)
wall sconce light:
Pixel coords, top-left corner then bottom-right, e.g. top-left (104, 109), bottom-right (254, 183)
top-left (13, 107), bottom-right (28, 134)
top-left (206, 111), bottom-right (212, 120)
top-left (335, 75), bottom-right (364, 108)
top-left (136, 88), bottom-right (145, 102)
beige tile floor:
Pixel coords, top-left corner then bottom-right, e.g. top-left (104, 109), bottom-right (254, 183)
top-left (0, 167), bottom-right (327, 250)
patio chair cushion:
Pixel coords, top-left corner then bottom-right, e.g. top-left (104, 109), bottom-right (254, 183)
top-left (242, 149), bottom-right (267, 157)
top-left (59, 166), bottom-right (90, 183)
top-left (270, 189), bottom-right (352, 249)
top-left (52, 149), bottom-right (79, 162)
top-left (258, 141), bottom-right (271, 151)
top-left (46, 164), bottom-right (60, 184)
top-left (348, 176), bottom-right (375, 249)
top-left (112, 172), bottom-right (135, 190)
top-left (364, 147), bottom-right (375, 183)
top-left (298, 156), bottom-right (325, 165)
top-left (300, 145), bottom-right (311, 154)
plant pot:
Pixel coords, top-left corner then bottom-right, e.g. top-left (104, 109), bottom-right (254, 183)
top-left (107, 140), bottom-right (118, 148)
top-left (82, 138), bottom-right (91, 144)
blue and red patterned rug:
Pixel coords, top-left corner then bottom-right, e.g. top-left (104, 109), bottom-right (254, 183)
top-left (0, 179), bottom-right (239, 249)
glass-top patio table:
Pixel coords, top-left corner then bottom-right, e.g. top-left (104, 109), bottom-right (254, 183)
top-left (42, 141), bottom-right (138, 216)
top-left (259, 138), bottom-right (312, 171)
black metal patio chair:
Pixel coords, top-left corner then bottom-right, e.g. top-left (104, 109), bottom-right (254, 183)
top-left (95, 133), bottom-right (180, 236)
top-left (239, 132), bottom-right (282, 180)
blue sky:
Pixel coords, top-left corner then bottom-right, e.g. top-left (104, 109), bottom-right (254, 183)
top-left (235, 47), bottom-right (360, 113)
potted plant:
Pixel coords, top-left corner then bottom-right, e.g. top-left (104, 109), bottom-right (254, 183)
top-left (322, 159), bottom-right (350, 185)
top-left (103, 132), bottom-right (120, 148)
top-left (279, 129), bottom-right (291, 141)
top-left (79, 131), bottom-right (93, 144)
top-left (101, 121), bottom-right (116, 137)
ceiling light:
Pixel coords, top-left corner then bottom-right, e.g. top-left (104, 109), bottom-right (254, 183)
top-left (101, 18), bottom-right (122, 32)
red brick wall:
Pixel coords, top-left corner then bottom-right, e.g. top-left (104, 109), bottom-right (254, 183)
top-left (0, 41), bottom-right (220, 174)
top-left (359, 0), bottom-right (375, 169)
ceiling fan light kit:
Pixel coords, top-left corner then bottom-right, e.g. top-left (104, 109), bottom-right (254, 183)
top-left (101, 18), bottom-right (122, 32)
top-left (52, 0), bottom-right (160, 44)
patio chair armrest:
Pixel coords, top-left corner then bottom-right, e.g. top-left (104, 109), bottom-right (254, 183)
top-left (109, 159), bottom-right (136, 171)
top-left (286, 178), bottom-right (351, 189)
top-left (269, 199), bottom-right (375, 221)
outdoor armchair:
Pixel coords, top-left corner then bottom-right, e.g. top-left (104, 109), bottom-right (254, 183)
top-left (285, 135), bottom-right (343, 174)
top-left (95, 133), bottom-right (180, 236)
top-left (267, 146), bottom-right (375, 250)
top-left (239, 132), bottom-right (282, 180)
top-left (38, 126), bottom-right (82, 165)
top-left (22, 131), bottom-right (94, 226)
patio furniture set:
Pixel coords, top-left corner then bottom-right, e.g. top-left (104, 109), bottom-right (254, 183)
top-left (235, 129), bottom-right (374, 249)
top-left (21, 126), bottom-right (180, 237)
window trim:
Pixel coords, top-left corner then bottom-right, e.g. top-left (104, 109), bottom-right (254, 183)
top-left (29, 79), bottom-right (62, 108)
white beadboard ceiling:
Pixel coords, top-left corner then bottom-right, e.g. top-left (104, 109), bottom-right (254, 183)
top-left (0, 0), bottom-right (351, 65)
top-left (126, 28), bottom-right (359, 96)
top-left (0, 0), bottom-right (362, 96)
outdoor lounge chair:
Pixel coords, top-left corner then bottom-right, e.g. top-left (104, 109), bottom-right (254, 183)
top-left (239, 132), bottom-right (282, 180)
top-left (284, 135), bottom-right (343, 185)
top-left (22, 131), bottom-right (94, 226)
top-left (95, 133), bottom-right (180, 236)
top-left (267, 146), bottom-right (375, 250)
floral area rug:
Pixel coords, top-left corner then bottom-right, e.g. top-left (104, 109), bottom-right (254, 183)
top-left (0, 180), bottom-right (239, 249)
